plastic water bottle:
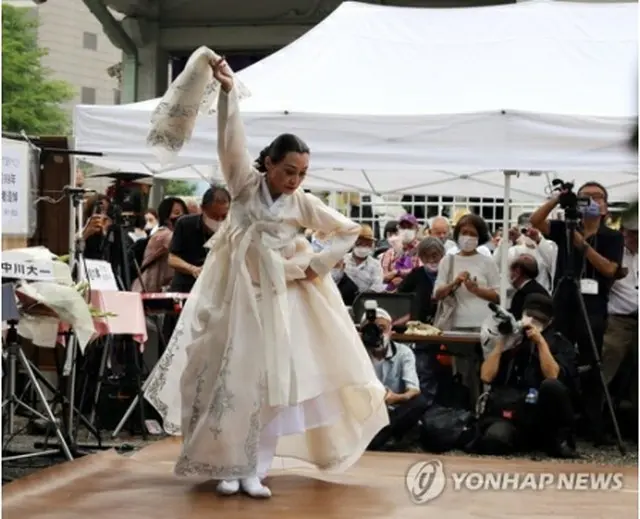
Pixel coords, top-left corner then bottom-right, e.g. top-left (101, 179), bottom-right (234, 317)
top-left (525, 388), bottom-right (538, 405)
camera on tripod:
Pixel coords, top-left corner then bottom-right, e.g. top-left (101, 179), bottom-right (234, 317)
top-left (551, 179), bottom-right (590, 220)
top-left (360, 300), bottom-right (383, 349)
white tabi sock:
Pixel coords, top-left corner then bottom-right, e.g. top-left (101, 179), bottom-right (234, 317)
top-left (241, 476), bottom-right (272, 498)
top-left (216, 479), bottom-right (240, 495)
top-left (257, 430), bottom-right (278, 479)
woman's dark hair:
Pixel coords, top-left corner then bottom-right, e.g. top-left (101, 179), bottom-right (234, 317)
top-left (157, 197), bottom-right (188, 226)
top-left (255, 133), bottom-right (310, 173)
top-left (383, 220), bottom-right (398, 237)
top-left (452, 214), bottom-right (491, 245)
top-left (145, 208), bottom-right (158, 219)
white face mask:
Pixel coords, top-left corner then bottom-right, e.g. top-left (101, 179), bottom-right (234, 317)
top-left (353, 246), bottom-right (373, 258)
top-left (144, 220), bottom-right (156, 231)
top-left (457, 235), bottom-right (478, 252)
top-left (203, 214), bottom-right (222, 232)
top-left (424, 262), bottom-right (439, 273)
top-left (400, 229), bottom-right (416, 244)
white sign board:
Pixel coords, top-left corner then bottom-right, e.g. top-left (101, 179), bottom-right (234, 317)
top-left (1, 250), bottom-right (55, 282)
top-left (2, 138), bottom-right (31, 236)
top-left (82, 259), bottom-right (119, 292)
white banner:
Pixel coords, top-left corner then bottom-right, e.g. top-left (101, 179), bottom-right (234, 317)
top-left (2, 138), bottom-right (31, 236)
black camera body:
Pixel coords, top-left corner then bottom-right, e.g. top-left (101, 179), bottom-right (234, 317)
top-left (360, 300), bottom-right (383, 349)
top-left (551, 179), bottom-right (590, 221)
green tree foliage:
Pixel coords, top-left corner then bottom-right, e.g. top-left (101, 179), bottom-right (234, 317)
top-left (2, 4), bottom-right (75, 135)
top-left (165, 180), bottom-right (197, 197)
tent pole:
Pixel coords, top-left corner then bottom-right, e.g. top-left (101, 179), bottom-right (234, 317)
top-left (499, 171), bottom-right (515, 305)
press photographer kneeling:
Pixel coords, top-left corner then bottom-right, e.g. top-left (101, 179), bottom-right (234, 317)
top-left (360, 303), bottom-right (429, 451)
top-left (478, 294), bottom-right (578, 458)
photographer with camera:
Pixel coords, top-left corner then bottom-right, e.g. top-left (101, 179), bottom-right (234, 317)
top-left (529, 181), bottom-right (624, 445)
top-left (478, 294), bottom-right (578, 458)
top-left (361, 304), bottom-right (428, 451)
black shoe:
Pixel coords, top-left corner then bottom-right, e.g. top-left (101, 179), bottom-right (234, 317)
top-left (592, 433), bottom-right (615, 447)
top-left (549, 439), bottom-right (580, 459)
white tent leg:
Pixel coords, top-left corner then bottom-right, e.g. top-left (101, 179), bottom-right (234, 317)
top-left (499, 171), bottom-right (514, 305)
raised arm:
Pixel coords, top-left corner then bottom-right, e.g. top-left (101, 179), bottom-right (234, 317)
top-left (214, 58), bottom-right (257, 197)
top-left (298, 193), bottom-right (360, 278)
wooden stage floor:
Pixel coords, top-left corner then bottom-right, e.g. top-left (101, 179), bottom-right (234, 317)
top-left (3, 438), bottom-right (637, 519)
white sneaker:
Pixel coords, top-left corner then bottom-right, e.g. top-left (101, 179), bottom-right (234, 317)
top-left (216, 479), bottom-right (240, 495)
top-left (240, 476), bottom-right (272, 498)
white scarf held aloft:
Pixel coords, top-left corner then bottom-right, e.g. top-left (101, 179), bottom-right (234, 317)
top-left (146, 46), bottom-right (251, 165)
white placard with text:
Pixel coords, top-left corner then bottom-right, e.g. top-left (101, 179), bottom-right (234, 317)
top-left (82, 259), bottom-right (119, 291)
top-left (1, 250), bottom-right (55, 282)
top-left (2, 138), bottom-right (31, 236)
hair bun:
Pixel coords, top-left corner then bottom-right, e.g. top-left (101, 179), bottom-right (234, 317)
top-left (254, 145), bottom-right (270, 172)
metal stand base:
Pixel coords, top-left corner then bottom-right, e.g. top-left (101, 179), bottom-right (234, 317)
top-left (2, 335), bottom-right (73, 462)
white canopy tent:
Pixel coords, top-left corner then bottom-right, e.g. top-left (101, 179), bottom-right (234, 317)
top-left (75, 0), bottom-right (638, 197)
top-left (76, 0), bottom-right (638, 302)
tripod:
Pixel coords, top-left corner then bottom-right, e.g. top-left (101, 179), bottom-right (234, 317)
top-left (50, 187), bottom-right (106, 452)
top-left (1, 284), bottom-right (73, 463)
top-left (100, 204), bottom-right (133, 291)
top-left (553, 215), bottom-right (625, 456)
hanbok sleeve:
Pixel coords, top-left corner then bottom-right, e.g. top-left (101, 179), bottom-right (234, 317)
top-left (217, 89), bottom-right (258, 197)
top-left (146, 46), bottom-right (252, 195)
top-left (298, 193), bottom-right (360, 278)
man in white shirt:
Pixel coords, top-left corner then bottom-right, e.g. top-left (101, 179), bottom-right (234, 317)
top-left (602, 224), bottom-right (638, 386)
top-left (492, 213), bottom-right (557, 292)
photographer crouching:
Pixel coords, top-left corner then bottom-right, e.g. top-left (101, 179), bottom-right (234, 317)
top-left (478, 294), bottom-right (578, 458)
top-left (360, 305), bottom-right (429, 451)
top-left (529, 181), bottom-right (624, 445)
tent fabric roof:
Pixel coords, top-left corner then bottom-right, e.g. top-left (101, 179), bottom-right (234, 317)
top-left (74, 0), bottom-right (638, 192)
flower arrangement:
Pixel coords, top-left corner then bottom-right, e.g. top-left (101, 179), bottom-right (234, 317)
top-left (74, 281), bottom-right (117, 319)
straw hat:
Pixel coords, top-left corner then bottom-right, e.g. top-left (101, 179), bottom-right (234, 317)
top-left (358, 224), bottom-right (375, 241)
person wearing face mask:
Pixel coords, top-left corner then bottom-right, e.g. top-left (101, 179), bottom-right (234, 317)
top-left (342, 225), bottom-right (385, 294)
top-left (380, 214), bottom-right (422, 290)
top-left (397, 237), bottom-right (445, 323)
top-left (374, 220), bottom-right (399, 258)
top-left (363, 307), bottom-right (429, 451)
top-left (479, 294), bottom-right (578, 458)
top-left (168, 186), bottom-right (231, 294)
top-left (530, 181), bottom-right (624, 445)
top-left (434, 214), bottom-right (500, 332)
top-left (492, 213), bottom-right (557, 293)
top-left (507, 254), bottom-right (549, 320)
top-left (429, 216), bottom-right (456, 251)
top-left (144, 209), bottom-right (159, 236)
top-left (132, 197), bottom-right (188, 294)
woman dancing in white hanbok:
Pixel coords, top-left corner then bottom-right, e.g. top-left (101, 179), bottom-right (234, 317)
top-left (142, 48), bottom-right (388, 499)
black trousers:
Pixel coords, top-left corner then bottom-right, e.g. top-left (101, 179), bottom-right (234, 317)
top-left (553, 282), bottom-right (607, 439)
top-left (480, 379), bottom-right (574, 455)
top-left (560, 311), bottom-right (607, 440)
top-left (369, 394), bottom-right (429, 450)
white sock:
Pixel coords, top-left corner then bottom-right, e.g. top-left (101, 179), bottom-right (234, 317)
top-left (256, 427), bottom-right (278, 478)
top-left (216, 479), bottom-right (239, 495)
top-left (240, 476), bottom-right (271, 498)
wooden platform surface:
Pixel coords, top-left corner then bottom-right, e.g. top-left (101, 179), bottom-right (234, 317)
top-left (3, 437), bottom-right (637, 519)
